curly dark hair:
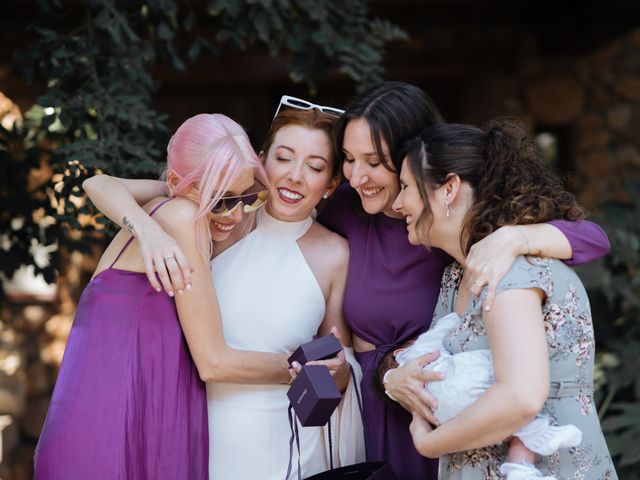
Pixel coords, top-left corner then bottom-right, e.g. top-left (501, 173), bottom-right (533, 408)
top-left (402, 119), bottom-right (585, 254)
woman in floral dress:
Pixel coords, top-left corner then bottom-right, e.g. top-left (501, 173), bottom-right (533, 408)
top-left (387, 120), bottom-right (617, 479)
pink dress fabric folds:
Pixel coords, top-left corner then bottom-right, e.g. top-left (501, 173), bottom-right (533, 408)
top-left (34, 202), bottom-right (208, 479)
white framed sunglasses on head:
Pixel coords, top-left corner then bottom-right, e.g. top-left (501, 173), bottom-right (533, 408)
top-left (272, 95), bottom-right (345, 120)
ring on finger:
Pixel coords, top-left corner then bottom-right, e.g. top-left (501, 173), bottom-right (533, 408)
top-left (164, 255), bottom-right (174, 261)
top-left (473, 280), bottom-right (483, 287)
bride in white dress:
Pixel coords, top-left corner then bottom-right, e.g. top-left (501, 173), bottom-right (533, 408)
top-left (84, 103), bottom-right (365, 479)
top-left (208, 106), bottom-right (365, 478)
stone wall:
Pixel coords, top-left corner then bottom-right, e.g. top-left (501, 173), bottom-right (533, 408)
top-left (459, 28), bottom-right (640, 209)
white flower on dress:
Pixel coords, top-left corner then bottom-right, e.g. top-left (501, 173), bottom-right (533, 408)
top-left (543, 285), bottom-right (594, 370)
top-left (576, 394), bottom-right (593, 415)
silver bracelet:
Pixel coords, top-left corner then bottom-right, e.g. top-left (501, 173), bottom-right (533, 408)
top-left (382, 369), bottom-right (399, 402)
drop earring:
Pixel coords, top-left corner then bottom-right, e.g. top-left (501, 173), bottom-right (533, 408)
top-left (323, 192), bottom-right (329, 199)
top-left (445, 200), bottom-right (451, 217)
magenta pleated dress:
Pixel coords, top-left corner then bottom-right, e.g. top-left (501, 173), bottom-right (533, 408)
top-left (34, 200), bottom-right (208, 479)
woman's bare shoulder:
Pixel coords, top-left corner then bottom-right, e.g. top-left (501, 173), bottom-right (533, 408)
top-left (146, 197), bottom-right (199, 220)
top-left (308, 221), bottom-right (349, 266)
top-left (146, 197), bottom-right (201, 236)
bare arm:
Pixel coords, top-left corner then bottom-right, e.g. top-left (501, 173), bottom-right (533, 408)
top-left (546, 219), bottom-right (610, 265)
top-left (467, 224), bottom-right (570, 310)
top-left (307, 239), bottom-right (352, 391)
top-left (468, 220), bottom-right (610, 310)
top-left (410, 288), bottom-right (549, 458)
top-left (83, 174), bottom-right (168, 229)
top-left (316, 239), bottom-right (351, 345)
top-left (162, 199), bottom-right (290, 384)
top-left (83, 174), bottom-right (192, 293)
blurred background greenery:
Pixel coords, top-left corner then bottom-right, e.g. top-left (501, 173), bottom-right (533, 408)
top-left (0, 0), bottom-right (639, 478)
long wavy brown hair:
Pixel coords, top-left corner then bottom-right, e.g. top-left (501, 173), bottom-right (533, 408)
top-left (403, 119), bottom-right (585, 254)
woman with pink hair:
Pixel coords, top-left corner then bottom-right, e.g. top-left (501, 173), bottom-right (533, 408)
top-left (79, 104), bottom-right (362, 479)
top-left (34, 114), bottom-right (291, 479)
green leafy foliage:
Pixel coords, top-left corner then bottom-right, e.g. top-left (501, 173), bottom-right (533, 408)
top-left (205, 0), bottom-right (407, 93)
top-left (576, 178), bottom-right (640, 478)
top-left (1, 0), bottom-right (177, 288)
top-left (1, 0), bottom-right (404, 290)
top-left (0, 121), bottom-right (59, 291)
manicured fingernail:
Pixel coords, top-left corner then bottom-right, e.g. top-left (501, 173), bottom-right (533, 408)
top-left (178, 289), bottom-right (184, 295)
top-left (155, 287), bottom-right (162, 293)
top-left (485, 305), bottom-right (490, 311)
top-left (168, 291), bottom-right (174, 297)
top-left (186, 284), bottom-right (192, 291)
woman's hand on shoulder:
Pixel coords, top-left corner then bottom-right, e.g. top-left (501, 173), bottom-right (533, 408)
top-left (383, 352), bottom-right (443, 425)
top-left (466, 225), bottom-right (525, 311)
top-left (139, 199), bottom-right (194, 296)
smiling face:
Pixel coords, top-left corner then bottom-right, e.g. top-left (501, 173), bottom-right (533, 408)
top-left (394, 158), bottom-right (461, 251)
top-left (392, 159), bottom-right (429, 245)
top-left (207, 166), bottom-right (255, 241)
top-left (264, 125), bottom-right (337, 222)
top-left (341, 118), bottom-right (401, 218)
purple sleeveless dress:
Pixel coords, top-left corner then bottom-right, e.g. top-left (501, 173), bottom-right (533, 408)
top-left (34, 200), bottom-right (208, 479)
top-left (318, 184), bottom-right (610, 480)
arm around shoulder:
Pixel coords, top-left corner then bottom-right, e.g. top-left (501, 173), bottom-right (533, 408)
top-left (84, 175), bottom-right (194, 293)
top-left (496, 220), bottom-right (610, 264)
top-left (159, 200), bottom-right (290, 384)
top-left (466, 220), bottom-right (607, 309)
top-left (546, 219), bottom-right (610, 265)
top-left (83, 174), bottom-right (168, 230)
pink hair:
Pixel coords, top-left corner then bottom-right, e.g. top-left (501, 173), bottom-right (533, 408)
top-left (164, 113), bottom-right (264, 260)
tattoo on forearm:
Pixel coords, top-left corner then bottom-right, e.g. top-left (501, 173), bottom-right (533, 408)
top-left (123, 216), bottom-right (136, 235)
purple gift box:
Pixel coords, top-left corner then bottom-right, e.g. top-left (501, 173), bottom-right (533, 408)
top-left (287, 334), bottom-right (342, 366)
top-left (287, 335), bottom-right (343, 426)
top-left (287, 365), bottom-right (342, 427)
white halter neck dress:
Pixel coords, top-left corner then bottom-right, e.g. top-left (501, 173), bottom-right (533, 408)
top-left (207, 207), bottom-right (328, 479)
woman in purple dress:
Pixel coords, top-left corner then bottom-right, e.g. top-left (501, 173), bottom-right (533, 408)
top-left (317, 82), bottom-right (610, 479)
top-left (34, 114), bottom-right (290, 479)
